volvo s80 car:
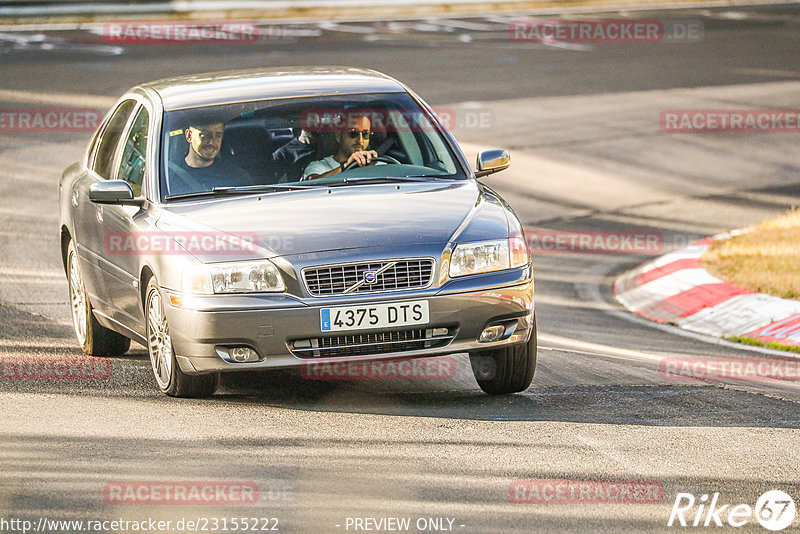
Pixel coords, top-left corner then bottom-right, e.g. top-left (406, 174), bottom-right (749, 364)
top-left (58, 67), bottom-right (536, 397)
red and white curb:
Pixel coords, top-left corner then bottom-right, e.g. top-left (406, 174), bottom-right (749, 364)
top-left (614, 236), bottom-right (800, 349)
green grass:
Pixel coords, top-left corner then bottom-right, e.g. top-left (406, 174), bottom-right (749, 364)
top-left (724, 335), bottom-right (800, 355)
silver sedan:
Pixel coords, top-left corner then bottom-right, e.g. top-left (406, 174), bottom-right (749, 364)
top-left (58, 67), bottom-right (536, 397)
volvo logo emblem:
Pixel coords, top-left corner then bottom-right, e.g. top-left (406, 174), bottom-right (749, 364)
top-left (363, 271), bottom-right (378, 284)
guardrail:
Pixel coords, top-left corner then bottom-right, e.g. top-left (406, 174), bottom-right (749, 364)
top-left (0, 0), bottom-right (522, 21)
top-left (0, 0), bottom-right (761, 22)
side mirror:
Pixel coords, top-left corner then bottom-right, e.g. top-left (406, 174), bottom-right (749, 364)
top-left (475, 149), bottom-right (510, 178)
top-left (89, 181), bottom-right (144, 206)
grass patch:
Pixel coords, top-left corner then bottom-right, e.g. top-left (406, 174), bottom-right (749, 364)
top-left (724, 335), bottom-right (800, 354)
top-left (701, 207), bottom-right (800, 300)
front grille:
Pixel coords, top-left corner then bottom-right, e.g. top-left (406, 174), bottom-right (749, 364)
top-left (303, 259), bottom-right (434, 297)
top-left (291, 328), bottom-right (453, 358)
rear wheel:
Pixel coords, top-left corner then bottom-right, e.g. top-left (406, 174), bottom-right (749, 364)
top-left (67, 240), bottom-right (130, 356)
top-left (469, 317), bottom-right (537, 395)
top-left (145, 277), bottom-right (216, 398)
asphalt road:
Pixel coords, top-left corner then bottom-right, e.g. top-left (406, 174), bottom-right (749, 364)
top-left (1, 4), bottom-right (800, 533)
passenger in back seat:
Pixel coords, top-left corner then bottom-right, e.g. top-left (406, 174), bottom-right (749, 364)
top-left (271, 129), bottom-right (317, 182)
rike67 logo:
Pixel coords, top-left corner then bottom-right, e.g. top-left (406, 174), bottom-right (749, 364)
top-left (668, 490), bottom-right (796, 531)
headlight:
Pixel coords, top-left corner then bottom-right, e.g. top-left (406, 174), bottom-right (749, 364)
top-left (183, 260), bottom-right (286, 294)
top-left (449, 237), bottom-right (529, 278)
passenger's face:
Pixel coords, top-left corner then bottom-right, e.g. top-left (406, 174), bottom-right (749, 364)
top-left (336, 116), bottom-right (371, 156)
top-left (186, 123), bottom-right (224, 162)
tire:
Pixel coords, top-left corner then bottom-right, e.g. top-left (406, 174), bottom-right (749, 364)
top-left (469, 317), bottom-right (537, 395)
top-left (66, 241), bottom-right (130, 356)
top-left (144, 277), bottom-right (216, 398)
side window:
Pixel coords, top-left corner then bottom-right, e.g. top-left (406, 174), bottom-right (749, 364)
top-left (85, 128), bottom-right (101, 167)
top-left (92, 99), bottom-right (136, 179)
top-left (115, 107), bottom-right (149, 196)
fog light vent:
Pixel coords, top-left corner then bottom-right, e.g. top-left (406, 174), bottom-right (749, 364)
top-left (217, 346), bottom-right (259, 363)
top-left (231, 347), bottom-right (253, 362)
top-left (479, 325), bottom-right (505, 343)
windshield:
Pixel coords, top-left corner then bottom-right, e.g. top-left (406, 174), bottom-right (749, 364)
top-left (160, 92), bottom-right (467, 201)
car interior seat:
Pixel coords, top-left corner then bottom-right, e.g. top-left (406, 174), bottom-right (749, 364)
top-left (220, 118), bottom-right (274, 184)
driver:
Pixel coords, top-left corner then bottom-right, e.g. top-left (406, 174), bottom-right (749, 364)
top-left (302, 113), bottom-right (378, 180)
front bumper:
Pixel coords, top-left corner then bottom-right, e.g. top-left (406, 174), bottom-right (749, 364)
top-left (164, 267), bottom-right (534, 375)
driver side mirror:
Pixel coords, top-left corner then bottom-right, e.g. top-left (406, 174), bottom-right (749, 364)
top-left (89, 181), bottom-right (144, 207)
top-left (475, 149), bottom-right (510, 178)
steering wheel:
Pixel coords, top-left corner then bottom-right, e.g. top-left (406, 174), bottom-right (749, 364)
top-left (342, 154), bottom-right (401, 171)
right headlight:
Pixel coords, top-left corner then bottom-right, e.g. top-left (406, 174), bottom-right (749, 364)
top-left (182, 260), bottom-right (286, 294)
top-left (449, 237), bottom-right (529, 278)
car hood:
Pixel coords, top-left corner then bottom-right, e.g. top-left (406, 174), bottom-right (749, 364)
top-left (157, 181), bottom-right (511, 261)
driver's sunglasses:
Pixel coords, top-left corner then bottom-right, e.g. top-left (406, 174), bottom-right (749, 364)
top-left (346, 130), bottom-right (372, 139)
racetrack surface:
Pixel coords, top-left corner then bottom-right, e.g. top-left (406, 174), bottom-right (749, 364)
top-left (1, 5), bottom-right (799, 532)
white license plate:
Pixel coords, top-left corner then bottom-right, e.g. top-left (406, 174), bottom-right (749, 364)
top-left (320, 300), bottom-right (429, 332)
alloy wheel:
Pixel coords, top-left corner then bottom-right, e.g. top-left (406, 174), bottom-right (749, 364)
top-left (147, 287), bottom-right (173, 390)
top-left (68, 247), bottom-right (88, 346)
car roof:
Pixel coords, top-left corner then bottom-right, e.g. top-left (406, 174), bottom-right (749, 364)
top-left (138, 67), bottom-right (408, 111)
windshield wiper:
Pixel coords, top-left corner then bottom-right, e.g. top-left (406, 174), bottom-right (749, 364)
top-left (340, 175), bottom-right (436, 184)
top-left (165, 184), bottom-right (313, 200)
top-left (213, 184), bottom-right (314, 192)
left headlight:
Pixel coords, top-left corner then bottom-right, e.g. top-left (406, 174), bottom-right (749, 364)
top-left (449, 237), bottom-right (529, 278)
top-left (183, 260), bottom-right (286, 294)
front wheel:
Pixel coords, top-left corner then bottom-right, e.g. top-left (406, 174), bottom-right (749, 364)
top-left (469, 317), bottom-right (537, 395)
top-left (145, 278), bottom-right (216, 398)
top-left (67, 240), bottom-right (130, 356)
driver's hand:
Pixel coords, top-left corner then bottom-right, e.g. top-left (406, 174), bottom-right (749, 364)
top-left (345, 150), bottom-right (378, 168)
